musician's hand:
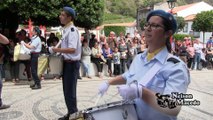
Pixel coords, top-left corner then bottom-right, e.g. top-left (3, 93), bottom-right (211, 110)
top-left (117, 84), bottom-right (143, 101)
top-left (20, 41), bottom-right (25, 45)
top-left (48, 47), bottom-right (55, 54)
top-left (98, 81), bottom-right (110, 96)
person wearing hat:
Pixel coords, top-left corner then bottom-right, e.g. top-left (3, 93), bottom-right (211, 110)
top-left (49, 6), bottom-right (81, 120)
top-left (22, 27), bottom-right (42, 89)
top-left (98, 10), bottom-right (190, 120)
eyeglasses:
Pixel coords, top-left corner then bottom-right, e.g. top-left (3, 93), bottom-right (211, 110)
top-left (144, 22), bottom-right (164, 30)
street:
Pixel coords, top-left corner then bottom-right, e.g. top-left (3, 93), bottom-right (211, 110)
top-left (0, 70), bottom-right (212, 120)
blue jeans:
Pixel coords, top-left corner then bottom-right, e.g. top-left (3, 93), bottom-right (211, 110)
top-left (82, 61), bottom-right (91, 76)
top-left (192, 53), bottom-right (201, 70)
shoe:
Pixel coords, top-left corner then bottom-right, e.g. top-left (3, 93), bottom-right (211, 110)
top-left (28, 78), bottom-right (32, 81)
top-left (30, 84), bottom-right (36, 88)
top-left (58, 114), bottom-right (70, 120)
top-left (78, 76), bottom-right (82, 80)
top-left (0, 104), bottom-right (10, 110)
top-left (87, 76), bottom-right (92, 79)
top-left (31, 85), bottom-right (41, 90)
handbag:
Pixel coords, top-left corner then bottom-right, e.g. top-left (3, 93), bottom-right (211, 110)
top-left (18, 43), bottom-right (31, 60)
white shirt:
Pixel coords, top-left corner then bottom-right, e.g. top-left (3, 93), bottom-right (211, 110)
top-left (30, 35), bottom-right (41, 53)
top-left (61, 24), bottom-right (82, 60)
top-left (122, 47), bottom-right (190, 120)
top-left (194, 43), bottom-right (203, 54)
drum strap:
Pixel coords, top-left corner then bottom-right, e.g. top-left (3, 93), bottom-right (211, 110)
top-left (139, 53), bottom-right (173, 86)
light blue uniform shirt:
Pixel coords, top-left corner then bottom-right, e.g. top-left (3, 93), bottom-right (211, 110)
top-left (122, 47), bottom-right (190, 120)
top-left (61, 24), bottom-right (82, 60)
top-left (30, 35), bottom-right (41, 53)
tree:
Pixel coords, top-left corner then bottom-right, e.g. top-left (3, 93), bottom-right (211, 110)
top-left (0, 0), bottom-right (104, 29)
top-left (74, 0), bottom-right (104, 29)
top-left (192, 10), bottom-right (213, 44)
top-left (176, 16), bottom-right (185, 31)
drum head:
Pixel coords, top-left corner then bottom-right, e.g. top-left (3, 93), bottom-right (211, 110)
top-left (83, 101), bottom-right (137, 120)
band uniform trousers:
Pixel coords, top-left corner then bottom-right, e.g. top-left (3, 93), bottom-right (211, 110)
top-left (62, 60), bottom-right (80, 114)
top-left (31, 53), bottom-right (40, 86)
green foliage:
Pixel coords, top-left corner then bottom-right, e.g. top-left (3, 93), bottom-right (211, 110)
top-left (74, 0), bottom-right (104, 29)
top-left (0, 0), bottom-right (104, 29)
top-left (192, 10), bottom-right (213, 44)
top-left (192, 10), bottom-right (213, 32)
top-left (104, 13), bottom-right (135, 24)
top-left (105, 0), bottom-right (163, 18)
top-left (173, 34), bottom-right (194, 41)
top-left (139, 18), bottom-right (146, 30)
top-left (176, 16), bottom-right (185, 31)
top-left (104, 26), bottom-right (126, 36)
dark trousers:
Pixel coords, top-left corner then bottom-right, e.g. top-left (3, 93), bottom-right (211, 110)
top-left (113, 64), bottom-right (121, 75)
top-left (31, 54), bottom-right (40, 86)
top-left (20, 60), bottom-right (31, 79)
top-left (10, 61), bottom-right (20, 79)
top-left (120, 59), bottom-right (127, 73)
top-left (92, 58), bottom-right (103, 72)
top-left (62, 61), bottom-right (80, 114)
top-left (106, 58), bottom-right (112, 72)
top-left (187, 57), bottom-right (194, 69)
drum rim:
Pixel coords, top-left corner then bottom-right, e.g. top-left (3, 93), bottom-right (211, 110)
top-left (83, 100), bottom-right (134, 113)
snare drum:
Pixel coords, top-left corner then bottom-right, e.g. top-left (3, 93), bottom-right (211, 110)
top-left (70, 101), bottom-right (138, 120)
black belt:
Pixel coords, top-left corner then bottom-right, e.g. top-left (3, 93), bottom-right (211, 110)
top-left (31, 52), bottom-right (40, 54)
top-left (64, 59), bottom-right (79, 63)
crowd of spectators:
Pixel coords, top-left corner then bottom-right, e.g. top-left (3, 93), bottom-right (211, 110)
top-left (0, 29), bottom-right (212, 82)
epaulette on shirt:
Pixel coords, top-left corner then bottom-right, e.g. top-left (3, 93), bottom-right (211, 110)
top-left (167, 57), bottom-right (180, 64)
top-left (71, 27), bottom-right (75, 32)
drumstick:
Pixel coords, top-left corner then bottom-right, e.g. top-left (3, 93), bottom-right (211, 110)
top-left (95, 94), bottom-right (102, 106)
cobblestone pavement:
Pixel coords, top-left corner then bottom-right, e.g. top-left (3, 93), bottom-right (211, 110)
top-left (0, 70), bottom-right (212, 120)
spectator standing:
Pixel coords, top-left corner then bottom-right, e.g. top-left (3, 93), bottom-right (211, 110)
top-left (107, 31), bottom-right (117, 52)
top-left (18, 30), bottom-right (32, 81)
top-left (112, 47), bottom-right (121, 76)
top-left (8, 39), bottom-right (20, 83)
top-left (89, 33), bottom-right (97, 49)
top-left (81, 40), bottom-right (92, 78)
top-left (206, 36), bottom-right (213, 47)
top-left (178, 41), bottom-right (188, 64)
top-left (192, 40), bottom-right (203, 70)
top-left (186, 43), bottom-right (195, 69)
top-left (99, 35), bottom-right (107, 48)
top-left (0, 33), bottom-right (10, 110)
top-left (126, 42), bottom-right (137, 69)
top-left (118, 38), bottom-right (128, 73)
top-left (102, 43), bottom-right (113, 77)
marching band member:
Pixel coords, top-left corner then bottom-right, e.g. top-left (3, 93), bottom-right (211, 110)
top-left (49, 6), bottom-right (81, 120)
top-left (22, 27), bottom-right (42, 89)
top-left (98, 10), bottom-right (190, 120)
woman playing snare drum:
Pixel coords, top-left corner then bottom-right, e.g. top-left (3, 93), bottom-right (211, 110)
top-left (98, 10), bottom-right (190, 120)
